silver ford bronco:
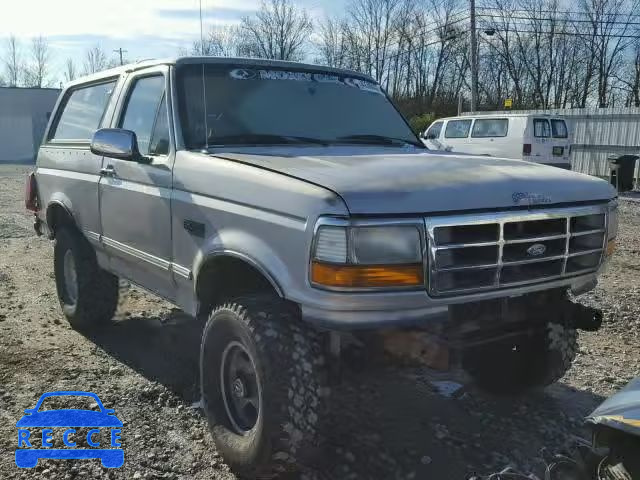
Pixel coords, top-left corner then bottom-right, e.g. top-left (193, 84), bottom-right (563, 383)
top-left (27, 57), bottom-right (617, 476)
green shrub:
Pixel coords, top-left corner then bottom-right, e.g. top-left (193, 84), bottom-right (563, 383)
top-left (408, 113), bottom-right (437, 135)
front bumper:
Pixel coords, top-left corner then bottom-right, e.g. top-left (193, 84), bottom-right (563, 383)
top-left (300, 271), bottom-right (599, 329)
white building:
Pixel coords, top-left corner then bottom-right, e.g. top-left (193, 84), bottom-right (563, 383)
top-left (0, 87), bottom-right (60, 163)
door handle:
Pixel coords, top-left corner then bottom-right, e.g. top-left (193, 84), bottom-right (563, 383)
top-left (100, 165), bottom-right (116, 177)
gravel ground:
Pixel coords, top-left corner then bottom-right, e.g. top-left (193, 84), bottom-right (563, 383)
top-left (1, 164), bottom-right (639, 479)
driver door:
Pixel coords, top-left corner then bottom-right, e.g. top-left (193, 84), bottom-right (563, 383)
top-left (98, 67), bottom-right (176, 300)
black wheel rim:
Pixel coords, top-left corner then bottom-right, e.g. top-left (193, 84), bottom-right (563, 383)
top-left (220, 341), bottom-right (261, 434)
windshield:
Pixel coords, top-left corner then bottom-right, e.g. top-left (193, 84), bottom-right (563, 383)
top-left (176, 64), bottom-right (421, 149)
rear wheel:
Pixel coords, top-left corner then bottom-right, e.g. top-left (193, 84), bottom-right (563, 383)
top-left (200, 295), bottom-right (329, 477)
top-left (54, 227), bottom-right (119, 330)
top-left (462, 322), bottom-right (578, 394)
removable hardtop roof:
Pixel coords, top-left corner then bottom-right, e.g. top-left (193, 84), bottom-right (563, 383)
top-left (63, 56), bottom-right (376, 90)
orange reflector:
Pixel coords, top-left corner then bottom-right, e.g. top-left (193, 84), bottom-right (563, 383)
top-left (606, 239), bottom-right (616, 257)
top-left (311, 262), bottom-right (424, 288)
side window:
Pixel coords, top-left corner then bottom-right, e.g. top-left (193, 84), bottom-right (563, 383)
top-left (534, 119), bottom-right (551, 138)
top-left (120, 76), bottom-right (167, 156)
top-left (551, 119), bottom-right (568, 139)
top-left (425, 121), bottom-right (443, 139)
top-left (444, 119), bottom-right (472, 139)
top-left (471, 118), bottom-right (508, 138)
top-left (51, 80), bottom-right (116, 141)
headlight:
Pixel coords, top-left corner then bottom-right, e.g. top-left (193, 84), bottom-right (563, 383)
top-left (311, 220), bottom-right (424, 289)
top-left (352, 226), bottom-right (422, 264)
top-left (606, 200), bottom-right (618, 257)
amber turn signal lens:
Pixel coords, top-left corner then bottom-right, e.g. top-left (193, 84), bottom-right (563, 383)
top-left (606, 239), bottom-right (616, 257)
top-left (311, 262), bottom-right (424, 288)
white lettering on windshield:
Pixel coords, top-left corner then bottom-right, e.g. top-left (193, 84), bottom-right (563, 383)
top-left (228, 69), bottom-right (384, 95)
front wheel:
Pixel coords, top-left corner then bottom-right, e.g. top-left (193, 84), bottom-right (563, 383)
top-left (462, 322), bottom-right (578, 394)
top-left (54, 227), bottom-right (119, 330)
top-left (200, 295), bottom-right (329, 477)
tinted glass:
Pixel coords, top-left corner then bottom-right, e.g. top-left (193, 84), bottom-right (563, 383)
top-left (149, 95), bottom-right (170, 155)
top-left (444, 120), bottom-right (472, 138)
top-left (120, 76), bottom-right (165, 155)
top-left (52, 81), bottom-right (116, 141)
top-left (551, 119), bottom-right (568, 138)
top-left (176, 65), bottom-right (420, 149)
top-left (426, 121), bottom-right (443, 139)
top-left (471, 118), bottom-right (508, 137)
top-left (534, 119), bottom-right (550, 138)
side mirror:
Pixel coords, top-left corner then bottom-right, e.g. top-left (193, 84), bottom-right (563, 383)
top-left (91, 128), bottom-right (149, 164)
top-left (425, 132), bottom-right (437, 140)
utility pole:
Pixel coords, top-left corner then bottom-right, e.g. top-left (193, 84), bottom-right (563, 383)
top-left (199, 0), bottom-right (205, 55)
top-left (469, 0), bottom-right (479, 112)
top-left (113, 48), bottom-right (127, 66)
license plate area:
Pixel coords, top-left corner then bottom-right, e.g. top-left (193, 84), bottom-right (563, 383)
top-left (553, 146), bottom-right (564, 156)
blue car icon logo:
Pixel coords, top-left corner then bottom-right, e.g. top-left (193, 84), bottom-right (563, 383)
top-left (15, 391), bottom-right (123, 468)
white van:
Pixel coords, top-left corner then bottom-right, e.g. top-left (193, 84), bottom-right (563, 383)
top-left (421, 113), bottom-right (572, 169)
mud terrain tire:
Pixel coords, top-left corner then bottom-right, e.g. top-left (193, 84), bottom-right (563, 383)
top-left (463, 322), bottom-right (578, 394)
top-left (54, 227), bottom-right (119, 329)
top-left (200, 295), bottom-right (329, 477)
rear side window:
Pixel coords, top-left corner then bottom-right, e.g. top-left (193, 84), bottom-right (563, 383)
top-left (533, 119), bottom-right (551, 138)
top-left (51, 80), bottom-right (116, 141)
top-left (444, 119), bottom-right (472, 138)
top-left (425, 121), bottom-right (443, 139)
top-left (471, 118), bottom-right (508, 137)
top-left (120, 76), bottom-right (168, 156)
top-left (551, 119), bottom-right (568, 138)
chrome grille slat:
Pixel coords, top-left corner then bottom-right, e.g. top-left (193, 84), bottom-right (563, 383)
top-left (571, 229), bottom-right (606, 237)
top-left (434, 240), bottom-right (499, 250)
top-left (505, 234), bottom-right (567, 244)
top-left (568, 248), bottom-right (603, 257)
top-left (440, 263), bottom-right (499, 272)
top-left (426, 205), bottom-right (608, 296)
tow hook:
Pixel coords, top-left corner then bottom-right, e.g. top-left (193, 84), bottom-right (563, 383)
top-left (568, 301), bottom-right (603, 332)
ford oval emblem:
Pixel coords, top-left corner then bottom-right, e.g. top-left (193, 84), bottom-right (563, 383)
top-left (527, 243), bottom-right (547, 257)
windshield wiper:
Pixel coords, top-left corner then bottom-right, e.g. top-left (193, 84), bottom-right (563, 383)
top-left (336, 134), bottom-right (423, 148)
top-left (206, 133), bottom-right (329, 147)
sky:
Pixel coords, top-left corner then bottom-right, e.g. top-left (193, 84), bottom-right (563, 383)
top-left (0, 0), bottom-right (344, 86)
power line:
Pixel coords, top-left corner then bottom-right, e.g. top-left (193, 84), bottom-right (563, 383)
top-left (478, 26), bottom-right (640, 39)
top-left (477, 6), bottom-right (640, 19)
top-left (477, 13), bottom-right (640, 27)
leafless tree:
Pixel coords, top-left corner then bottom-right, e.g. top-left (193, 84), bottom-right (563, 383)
top-left (192, 25), bottom-right (246, 57)
top-left (240, 0), bottom-right (313, 61)
top-left (24, 35), bottom-right (52, 88)
top-left (3, 35), bottom-right (23, 87)
top-left (64, 58), bottom-right (78, 83)
top-left (316, 17), bottom-right (350, 68)
top-left (83, 45), bottom-right (108, 75)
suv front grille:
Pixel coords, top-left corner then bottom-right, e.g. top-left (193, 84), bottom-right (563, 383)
top-left (426, 206), bottom-right (607, 296)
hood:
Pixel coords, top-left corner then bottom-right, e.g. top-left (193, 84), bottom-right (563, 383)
top-left (212, 147), bottom-right (615, 215)
top-left (586, 377), bottom-right (640, 438)
top-left (16, 409), bottom-right (123, 428)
